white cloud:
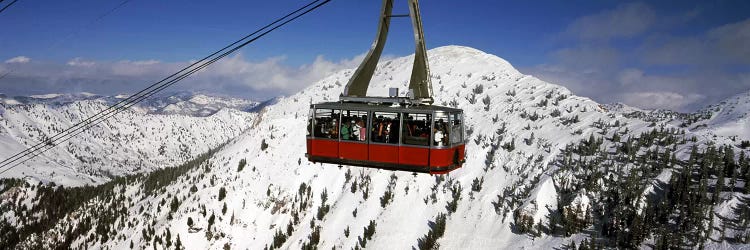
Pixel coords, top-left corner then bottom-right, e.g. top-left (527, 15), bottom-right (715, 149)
top-left (640, 35), bottom-right (706, 65)
top-left (67, 57), bottom-right (96, 67)
top-left (566, 2), bottom-right (655, 41)
top-left (5, 56), bottom-right (31, 64)
top-left (709, 18), bottom-right (750, 64)
top-left (524, 61), bottom-right (746, 112)
top-left (621, 92), bottom-right (705, 110)
top-left (616, 69), bottom-right (644, 86)
top-left (642, 18), bottom-right (750, 65)
top-left (192, 53), bottom-right (365, 94)
top-left (132, 60), bottom-right (160, 66)
top-left (0, 52), bottom-right (365, 100)
top-left (525, 6), bottom-right (750, 112)
top-left (551, 46), bottom-right (620, 72)
top-left (110, 60), bottom-right (173, 77)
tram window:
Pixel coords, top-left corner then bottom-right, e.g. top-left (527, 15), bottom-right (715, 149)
top-left (307, 108), bottom-right (313, 136)
top-left (371, 112), bottom-right (399, 144)
top-left (313, 108), bottom-right (340, 139)
top-left (434, 113), bottom-right (449, 146)
top-left (341, 110), bottom-right (368, 141)
top-left (402, 113), bottom-right (431, 146)
top-left (450, 112), bottom-right (463, 144)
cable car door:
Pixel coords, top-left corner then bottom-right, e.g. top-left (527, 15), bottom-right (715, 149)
top-left (399, 112), bottom-right (430, 168)
top-left (369, 111), bottom-right (399, 164)
top-left (339, 110), bottom-right (368, 161)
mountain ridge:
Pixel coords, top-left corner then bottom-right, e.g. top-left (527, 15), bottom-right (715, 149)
top-left (1, 91), bottom-right (261, 117)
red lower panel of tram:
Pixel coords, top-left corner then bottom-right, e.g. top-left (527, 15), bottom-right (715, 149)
top-left (339, 141), bottom-right (368, 161)
top-left (429, 144), bottom-right (466, 167)
top-left (310, 139), bottom-right (338, 158)
top-left (399, 146), bottom-right (429, 166)
top-left (306, 138), bottom-right (464, 173)
top-left (369, 143), bottom-right (399, 164)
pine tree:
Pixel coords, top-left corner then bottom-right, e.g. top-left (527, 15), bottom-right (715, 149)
top-left (170, 196), bottom-right (180, 213)
top-left (534, 221), bottom-right (544, 236)
top-left (363, 220), bottom-right (376, 240)
top-left (175, 234), bottom-right (182, 250)
top-left (578, 239), bottom-right (589, 250)
top-left (707, 211), bottom-right (715, 239)
top-left (166, 228), bottom-right (172, 248)
top-left (740, 151), bottom-right (748, 176)
top-left (549, 212), bottom-right (560, 234)
top-left (208, 212), bottom-right (216, 230)
top-left (714, 165), bottom-right (725, 204)
top-left (218, 187), bottom-right (227, 201)
top-left (630, 211), bottom-right (644, 247)
top-left (237, 158), bottom-right (247, 172)
top-left (740, 151), bottom-right (749, 194)
top-left (724, 146), bottom-right (736, 176)
top-left (654, 228), bottom-right (668, 250)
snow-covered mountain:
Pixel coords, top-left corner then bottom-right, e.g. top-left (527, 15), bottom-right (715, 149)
top-left (690, 90), bottom-right (750, 142)
top-left (132, 91), bottom-right (260, 117)
top-left (0, 92), bottom-right (257, 186)
top-left (1, 46), bottom-right (748, 249)
top-left (1, 92), bottom-right (102, 106)
top-left (603, 90), bottom-right (750, 147)
top-left (1, 91), bottom-right (260, 117)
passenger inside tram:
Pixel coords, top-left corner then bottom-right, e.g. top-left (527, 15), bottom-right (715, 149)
top-left (340, 120), bottom-right (351, 140)
top-left (314, 117), bottom-right (328, 138)
top-left (338, 111), bottom-right (367, 141)
top-left (357, 120), bottom-right (366, 141)
top-left (387, 119), bottom-right (399, 143)
top-left (349, 120), bottom-right (359, 140)
top-left (433, 127), bottom-right (444, 146)
top-left (433, 119), bottom-right (449, 146)
top-left (329, 119), bottom-right (338, 138)
top-left (402, 113), bottom-right (430, 146)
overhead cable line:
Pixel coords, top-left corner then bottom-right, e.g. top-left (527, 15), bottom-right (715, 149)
top-left (0, 0), bottom-right (331, 176)
top-left (0, 0), bottom-right (18, 15)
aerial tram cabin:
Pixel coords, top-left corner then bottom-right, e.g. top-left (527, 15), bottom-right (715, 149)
top-left (306, 102), bottom-right (465, 174)
top-left (305, 0), bottom-right (466, 174)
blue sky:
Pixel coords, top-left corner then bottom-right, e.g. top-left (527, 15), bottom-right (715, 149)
top-left (1, 0), bottom-right (749, 111)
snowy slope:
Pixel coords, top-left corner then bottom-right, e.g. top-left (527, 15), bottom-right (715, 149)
top-left (691, 90), bottom-right (750, 141)
top-left (3, 46), bottom-right (749, 249)
top-left (133, 91), bottom-right (260, 117)
top-left (0, 93), bottom-right (256, 186)
top-left (604, 90), bottom-right (750, 145)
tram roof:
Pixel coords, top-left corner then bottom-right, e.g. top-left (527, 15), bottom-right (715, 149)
top-left (311, 101), bottom-right (463, 113)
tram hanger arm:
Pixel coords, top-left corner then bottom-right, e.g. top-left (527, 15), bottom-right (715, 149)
top-left (341, 0), bottom-right (434, 104)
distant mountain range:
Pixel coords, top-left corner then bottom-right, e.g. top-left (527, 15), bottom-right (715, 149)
top-left (1, 91), bottom-right (260, 117)
top-left (0, 91), bottom-right (258, 185)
